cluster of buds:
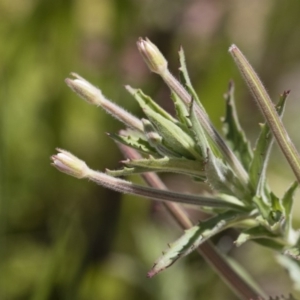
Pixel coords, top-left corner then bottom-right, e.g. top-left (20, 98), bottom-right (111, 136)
top-left (51, 38), bottom-right (300, 296)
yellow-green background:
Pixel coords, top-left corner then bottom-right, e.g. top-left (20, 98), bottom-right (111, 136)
top-left (1, 0), bottom-right (300, 299)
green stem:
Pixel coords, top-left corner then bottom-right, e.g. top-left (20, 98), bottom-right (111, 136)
top-left (230, 45), bottom-right (300, 184)
top-left (86, 169), bottom-right (244, 210)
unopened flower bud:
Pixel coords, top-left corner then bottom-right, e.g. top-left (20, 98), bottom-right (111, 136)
top-left (65, 73), bottom-right (143, 132)
top-left (51, 149), bottom-right (89, 179)
top-left (137, 38), bottom-right (168, 74)
top-left (65, 73), bottom-right (104, 106)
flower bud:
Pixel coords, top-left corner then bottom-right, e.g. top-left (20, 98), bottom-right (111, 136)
top-left (65, 73), bottom-right (104, 106)
top-left (137, 38), bottom-right (168, 74)
top-left (51, 149), bottom-right (89, 179)
top-left (65, 73), bottom-right (143, 132)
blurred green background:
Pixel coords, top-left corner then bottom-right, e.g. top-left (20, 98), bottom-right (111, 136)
top-left (2, 0), bottom-right (300, 299)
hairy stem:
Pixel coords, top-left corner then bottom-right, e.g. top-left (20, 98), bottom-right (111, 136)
top-left (230, 45), bottom-right (300, 184)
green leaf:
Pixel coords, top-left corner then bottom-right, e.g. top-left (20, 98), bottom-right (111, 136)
top-left (268, 192), bottom-right (284, 227)
top-left (253, 196), bottom-right (271, 220)
top-left (216, 193), bottom-right (246, 208)
top-left (158, 45), bottom-right (250, 186)
top-left (249, 92), bottom-right (287, 192)
top-left (123, 156), bottom-right (205, 179)
top-left (205, 149), bottom-right (250, 202)
top-left (250, 122), bottom-right (273, 197)
top-left (142, 119), bottom-right (185, 157)
top-left (106, 166), bottom-right (148, 177)
top-left (178, 47), bottom-right (204, 110)
top-left (148, 211), bottom-right (239, 277)
top-left (141, 105), bottom-right (202, 160)
top-left (222, 80), bottom-right (253, 171)
top-left (255, 212), bottom-right (284, 236)
top-left (108, 130), bottom-right (157, 156)
top-left (126, 86), bottom-right (176, 123)
top-left (282, 181), bottom-right (298, 237)
top-left (189, 98), bottom-right (249, 193)
top-left (248, 93), bottom-right (287, 219)
top-left (282, 181), bottom-right (298, 220)
top-left (188, 100), bottom-right (210, 157)
top-left (235, 225), bottom-right (278, 247)
top-left (170, 91), bottom-right (192, 128)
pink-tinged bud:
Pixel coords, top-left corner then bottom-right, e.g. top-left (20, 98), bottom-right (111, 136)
top-left (65, 73), bottom-right (104, 106)
top-left (137, 38), bottom-right (168, 74)
top-left (51, 149), bottom-right (89, 179)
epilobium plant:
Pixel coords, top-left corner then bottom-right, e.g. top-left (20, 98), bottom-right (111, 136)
top-left (52, 38), bottom-right (300, 299)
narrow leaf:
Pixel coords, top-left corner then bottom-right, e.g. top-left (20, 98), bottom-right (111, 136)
top-left (148, 211), bottom-right (239, 277)
top-left (158, 59), bottom-right (249, 185)
top-left (282, 181), bottom-right (298, 240)
top-left (188, 100), bottom-right (209, 157)
top-left (170, 91), bottom-right (192, 128)
top-left (249, 94), bottom-right (288, 219)
top-left (249, 91), bottom-right (287, 192)
top-left (222, 80), bottom-right (253, 170)
top-left (142, 119), bottom-right (184, 158)
top-left (269, 192), bottom-right (284, 226)
top-left (255, 212), bottom-right (284, 235)
top-left (205, 150), bottom-right (251, 202)
top-left (250, 122), bottom-right (272, 196)
top-left (235, 225), bottom-right (278, 247)
top-left (178, 47), bottom-right (204, 110)
top-left (108, 130), bottom-right (157, 156)
top-left (123, 156), bottom-right (205, 178)
top-left (282, 181), bottom-right (298, 221)
top-left (141, 106), bottom-right (202, 160)
top-left (126, 86), bottom-right (176, 123)
top-left (106, 166), bottom-right (147, 177)
top-left (253, 196), bottom-right (270, 220)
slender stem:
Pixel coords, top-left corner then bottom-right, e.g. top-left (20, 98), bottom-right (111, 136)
top-left (118, 144), bottom-right (263, 300)
top-left (87, 169), bottom-right (242, 209)
top-left (230, 45), bottom-right (300, 184)
top-left (65, 74), bottom-right (144, 132)
top-left (51, 149), bottom-right (245, 209)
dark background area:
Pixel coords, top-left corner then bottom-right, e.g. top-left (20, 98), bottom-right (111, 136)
top-left (1, 1), bottom-right (300, 299)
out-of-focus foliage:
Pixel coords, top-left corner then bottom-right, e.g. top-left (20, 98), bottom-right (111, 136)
top-left (1, 0), bottom-right (300, 299)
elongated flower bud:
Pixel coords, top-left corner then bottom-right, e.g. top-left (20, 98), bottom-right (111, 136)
top-left (65, 73), bottom-right (143, 132)
top-left (51, 149), bottom-right (89, 178)
top-left (65, 73), bottom-right (103, 106)
top-left (137, 38), bottom-right (168, 74)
